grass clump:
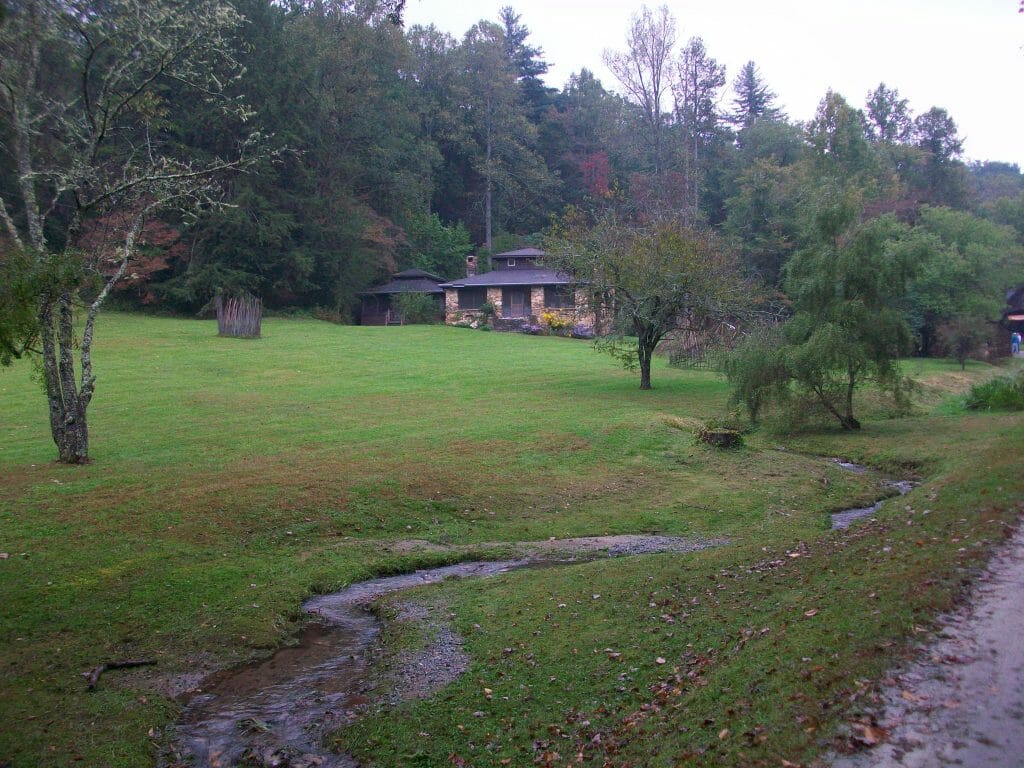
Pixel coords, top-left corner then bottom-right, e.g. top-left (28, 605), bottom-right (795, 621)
top-left (965, 370), bottom-right (1024, 411)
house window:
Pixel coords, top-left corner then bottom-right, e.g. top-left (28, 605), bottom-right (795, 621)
top-left (544, 286), bottom-right (574, 309)
top-left (458, 287), bottom-right (487, 310)
top-left (508, 258), bottom-right (515, 267)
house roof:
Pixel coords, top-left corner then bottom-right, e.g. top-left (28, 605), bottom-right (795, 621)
top-left (361, 268), bottom-right (446, 295)
top-left (494, 247), bottom-right (544, 258)
top-left (394, 268), bottom-right (445, 281)
top-left (441, 268), bottom-right (571, 288)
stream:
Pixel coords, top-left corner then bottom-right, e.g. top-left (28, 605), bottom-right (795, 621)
top-left (169, 538), bottom-right (720, 767)
top-left (169, 464), bottom-right (912, 767)
top-left (830, 459), bottom-right (916, 529)
top-left (171, 560), bottom-right (529, 767)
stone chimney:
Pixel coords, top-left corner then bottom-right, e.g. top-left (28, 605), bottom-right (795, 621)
top-left (466, 254), bottom-right (477, 277)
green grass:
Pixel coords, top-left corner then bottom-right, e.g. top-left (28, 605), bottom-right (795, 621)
top-left (1, 314), bottom-right (1021, 767)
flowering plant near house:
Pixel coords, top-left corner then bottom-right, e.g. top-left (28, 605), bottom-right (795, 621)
top-left (541, 311), bottom-right (573, 333)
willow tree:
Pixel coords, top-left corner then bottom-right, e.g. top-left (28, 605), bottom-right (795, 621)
top-left (726, 192), bottom-right (923, 430)
top-left (0, 0), bottom-right (259, 463)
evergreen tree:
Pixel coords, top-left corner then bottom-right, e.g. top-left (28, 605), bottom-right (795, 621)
top-left (499, 6), bottom-right (551, 118)
top-left (730, 60), bottom-right (782, 130)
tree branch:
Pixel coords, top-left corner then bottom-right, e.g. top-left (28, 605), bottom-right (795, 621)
top-left (0, 194), bottom-right (24, 249)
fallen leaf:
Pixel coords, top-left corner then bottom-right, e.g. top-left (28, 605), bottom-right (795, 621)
top-left (853, 723), bottom-right (889, 746)
top-left (803, 609), bottom-right (818, 617)
top-left (655, 657), bottom-right (666, 665)
top-left (718, 727), bottom-right (729, 740)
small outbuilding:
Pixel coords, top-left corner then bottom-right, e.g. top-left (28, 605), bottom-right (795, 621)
top-left (359, 269), bottom-right (446, 325)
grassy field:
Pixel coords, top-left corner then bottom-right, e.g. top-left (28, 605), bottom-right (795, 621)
top-left (0, 314), bottom-right (1021, 767)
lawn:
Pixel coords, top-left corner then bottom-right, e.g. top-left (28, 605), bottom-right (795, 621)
top-left (0, 314), bottom-right (1021, 767)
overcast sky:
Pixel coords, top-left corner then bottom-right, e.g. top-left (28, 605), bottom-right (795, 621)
top-left (404, 0), bottom-right (1024, 169)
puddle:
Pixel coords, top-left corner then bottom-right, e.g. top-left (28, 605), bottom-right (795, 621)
top-left (831, 460), bottom-right (916, 530)
top-left (170, 538), bottom-right (713, 767)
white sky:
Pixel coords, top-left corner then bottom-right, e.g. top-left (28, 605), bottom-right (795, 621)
top-left (404, 0), bottom-right (1024, 169)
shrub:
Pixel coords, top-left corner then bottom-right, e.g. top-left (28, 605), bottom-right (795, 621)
top-left (392, 292), bottom-right (441, 324)
top-left (541, 311), bottom-right (573, 333)
top-left (570, 323), bottom-right (595, 339)
top-left (965, 372), bottom-right (1024, 411)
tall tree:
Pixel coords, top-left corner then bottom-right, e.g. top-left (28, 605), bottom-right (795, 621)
top-left (910, 106), bottom-right (968, 208)
top-left (0, 0), bottom-right (257, 463)
top-left (730, 60), bottom-right (782, 130)
top-left (499, 6), bottom-right (550, 118)
top-left (805, 90), bottom-right (876, 183)
top-left (673, 35), bottom-right (726, 219)
top-left (602, 5), bottom-right (677, 177)
top-left (459, 21), bottom-right (556, 250)
top-left (864, 83), bottom-right (913, 145)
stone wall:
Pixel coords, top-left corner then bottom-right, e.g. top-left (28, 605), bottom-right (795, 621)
top-left (444, 285), bottom-right (600, 333)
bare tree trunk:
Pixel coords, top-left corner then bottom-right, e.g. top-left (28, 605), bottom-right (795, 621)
top-left (485, 97), bottom-right (493, 253)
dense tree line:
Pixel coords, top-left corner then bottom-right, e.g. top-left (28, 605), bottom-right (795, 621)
top-left (3, 0), bottom-right (1022, 326)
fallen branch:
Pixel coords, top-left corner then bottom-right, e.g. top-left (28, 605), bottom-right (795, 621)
top-left (83, 659), bottom-right (156, 691)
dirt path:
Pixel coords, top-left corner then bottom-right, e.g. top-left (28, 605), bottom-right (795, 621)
top-left (828, 523), bottom-right (1024, 768)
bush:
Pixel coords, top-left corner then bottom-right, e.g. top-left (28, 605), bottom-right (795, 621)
top-left (392, 292), bottom-right (441, 324)
top-left (541, 311), bottom-right (573, 334)
top-left (965, 372), bottom-right (1024, 411)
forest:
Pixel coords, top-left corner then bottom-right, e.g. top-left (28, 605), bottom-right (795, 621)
top-left (2, 0), bottom-right (1023, 343)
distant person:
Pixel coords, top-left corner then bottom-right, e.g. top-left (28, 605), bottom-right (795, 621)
top-left (1012, 331), bottom-right (1021, 355)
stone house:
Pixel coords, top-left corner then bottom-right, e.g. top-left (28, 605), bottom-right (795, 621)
top-left (439, 248), bottom-right (595, 332)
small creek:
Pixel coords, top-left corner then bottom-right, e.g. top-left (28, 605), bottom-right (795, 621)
top-left (170, 539), bottom-right (714, 767)
top-left (830, 459), bottom-right (916, 529)
top-left (169, 464), bottom-right (911, 767)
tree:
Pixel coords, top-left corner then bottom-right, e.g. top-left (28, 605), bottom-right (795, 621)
top-left (730, 60), bottom-right (782, 130)
top-left (499, 6), bottom-right (550, 117)
top-left (728, 193), bottom-right (921, 429)
top-left (548, 211), bottom-right (749, 389)
top-left (0, 0), bottom-right (258, 463)
top-left (938, 316), bottom-right (989, 370)
top-left (459, 21), bottom-right (557, 250)
top-left (864, 83), bottom-right (912, 145)
top-left (910, 106), bottom-right (968, 207)
top-left (806, 91), bottom-right (876, 184)
top-left (673, 36), bottom-right (726, 220)
top-left (602, 5), bottom-right (677, 177)
top-left (405, 212), bottom-right (472, 278)
top-left (901, 206), bottom-right (1023, 354)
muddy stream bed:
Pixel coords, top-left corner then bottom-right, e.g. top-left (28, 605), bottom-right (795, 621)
top-left (168, 462), bottom-right (911, 767)
top-left (169, 538), bottom-right (718, 767)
